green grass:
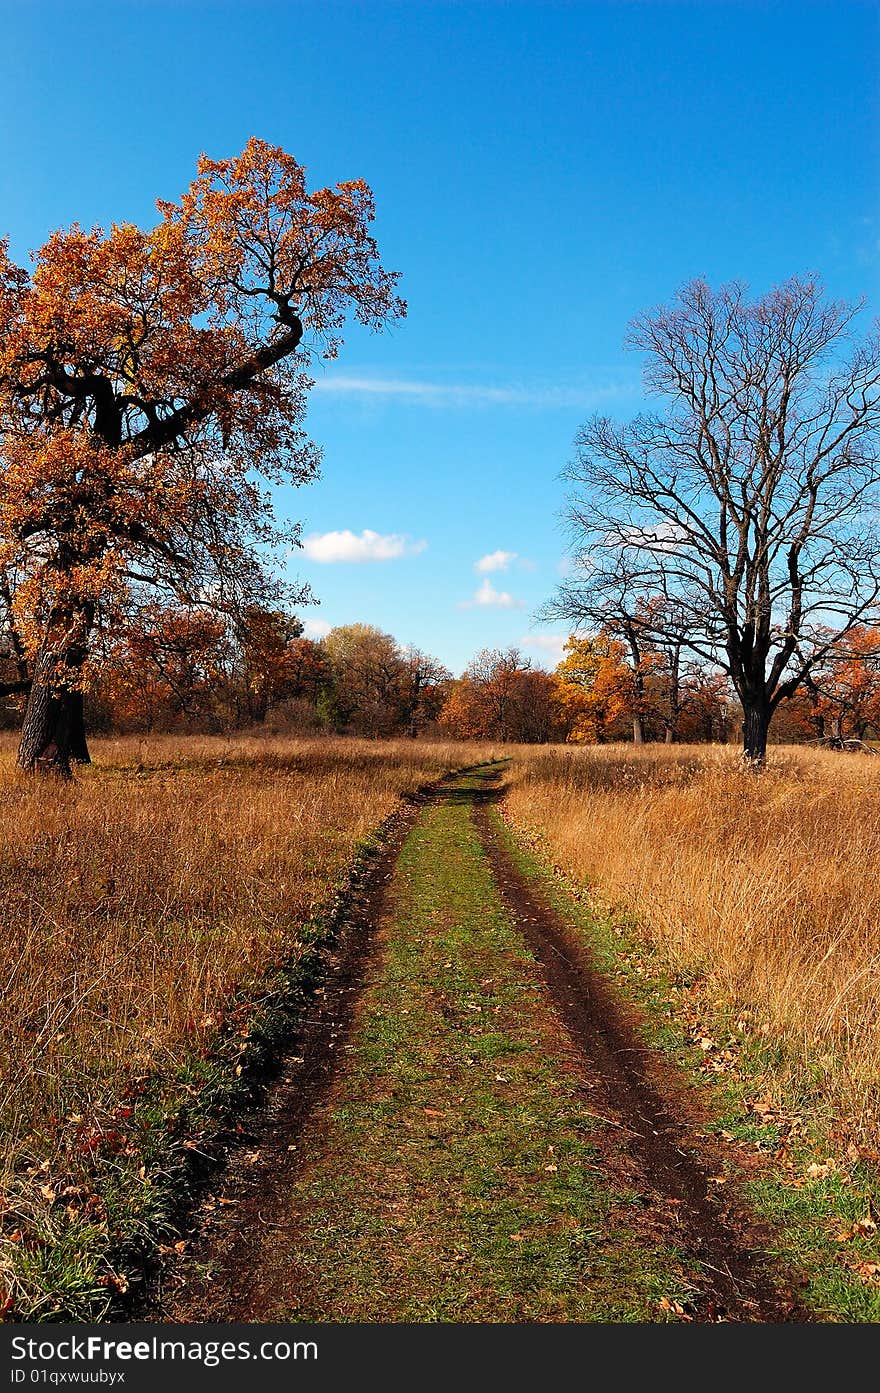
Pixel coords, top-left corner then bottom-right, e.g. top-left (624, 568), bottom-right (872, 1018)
top-left (493, 806), bottom-right (880, 1323)
top-left (275, 770), bottom-right (692, 1322)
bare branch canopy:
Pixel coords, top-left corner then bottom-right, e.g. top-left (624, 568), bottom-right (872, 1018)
top-left (549, 276), bottom-right (880, 759)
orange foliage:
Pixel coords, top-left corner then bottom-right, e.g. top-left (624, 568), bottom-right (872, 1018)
top-left (813, 626), bottom-right (880, 740)
top-left (0, 140), bottom-right (403, 765)
top-left (100, 607), bottom-right (228, 730)
top-left (96, 604), bottom-right (331, 732)
top-left (438, 677), bottom-right (487, 741)
top-left (439, 649), bottom-right (564, 742)
top-left (553, 634), bottom-right (634, 742)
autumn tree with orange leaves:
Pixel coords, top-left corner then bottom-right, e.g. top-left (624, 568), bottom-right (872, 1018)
top-left (553, 634), bottom-right (634, 742)
top-left (230, 606), bottom-right (325, 727)
top-left (808, 626), bottom-right (880, 743)
top-left (0, 139), bottom-right (404, 775)
top-left (94, 602), bottom-right (330, 732)
top-left (99, 605), bottom-right (228, 731)
top-left (439, 648), bottom-right (565, 743)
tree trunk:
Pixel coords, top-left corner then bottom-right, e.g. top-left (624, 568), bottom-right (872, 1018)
top-left (17, 628), bottom-right (90, 778)
top-left (69, 690), bottom-right (91, 764)
top-left (666, 643), bottom-right (681, 746)
top-left (632, 714), bottom-right (644, 745)
top-left (742, 701), bottom-right (770, 763)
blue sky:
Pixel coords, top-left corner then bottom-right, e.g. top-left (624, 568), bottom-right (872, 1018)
top-left (1, 0), bottom-right (878, 673)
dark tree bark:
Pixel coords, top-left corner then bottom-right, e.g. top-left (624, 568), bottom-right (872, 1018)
top-left (69, 690), bottom-right (91, 764)
top-left (17, 661), bottom-right (77, 778)
top-left (742, 701), bottom-right (771, 763)
top-left (17, 612), bottom-right (91, 778)
top-left (664, 640), bottom-right (682, 744)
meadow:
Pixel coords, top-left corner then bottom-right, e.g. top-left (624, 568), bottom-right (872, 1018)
top-left (504, 742), bottom-right (880, 1144)
top-left (0, 734), bottom-right (490, 1315)
top-left (4, 733), bottom-right (880, 1319)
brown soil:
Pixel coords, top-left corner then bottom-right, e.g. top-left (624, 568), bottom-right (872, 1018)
top-left (472, 782), bottom-right (806, 1322)
top-left (157, 765), bottom-right (809, 1324)
top-left (155, 788), bottom-right (429, 1322)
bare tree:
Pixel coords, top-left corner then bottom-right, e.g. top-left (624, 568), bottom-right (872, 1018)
top-left (465, 647), bottom-right (532, 742)
top-left (398, 646), bottom-right (451, 737)
top-left (551, 277), bottom-right (880, 760)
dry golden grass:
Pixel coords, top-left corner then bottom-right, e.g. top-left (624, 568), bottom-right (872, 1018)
top-left (503, 742), bottom-right (880, 1140)
top-left (0, 734), bottom-right (492, 1188)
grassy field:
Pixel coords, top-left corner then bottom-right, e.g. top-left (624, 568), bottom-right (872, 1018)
top-left (0, 734), bottom-right (492, 1318)
top-left (503, 743), bottom-right (880, 1145)
top-left (5, 734), bottom-right (880, 1321)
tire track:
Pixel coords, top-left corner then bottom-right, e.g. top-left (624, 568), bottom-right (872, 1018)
top-left (158, 763), bottom-right (808, 1323)
top-left (156, 782), bottom-right (437, 1321)
top-left (471, 776), bottom-right (806, 1323)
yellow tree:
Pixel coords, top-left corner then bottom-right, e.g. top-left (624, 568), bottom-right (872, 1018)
top-left (553, 633), bottom-right (634, 742)
top-left (0, 139), bottom-right (404, 774)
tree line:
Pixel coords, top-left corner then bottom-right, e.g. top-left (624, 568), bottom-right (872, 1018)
top-left (5, 607), bottom-right (873, 747)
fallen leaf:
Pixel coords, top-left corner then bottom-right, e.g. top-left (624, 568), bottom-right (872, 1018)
top-left (835, 1216), bottom-right (877, 1242)
top-left (658, 1296), bottom-right (692, 1320)
top-left (806, 1160), bottom-right (835, 1180)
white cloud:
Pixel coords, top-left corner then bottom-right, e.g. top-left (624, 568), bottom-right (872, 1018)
top-left (301, 529), bottom-right (427, 564)
top-left (459, 577), bottom-right (526, 610)
top-left (475, 549), bottom-right (517, 574)
top-left (311, 374), bottom-right (637, 410)
top-left (474, 550), bottom-right (536, 574)
top-left (521, 633), bottom-right (569, 666)
top-left (302, 617), bottom-right (331, 639)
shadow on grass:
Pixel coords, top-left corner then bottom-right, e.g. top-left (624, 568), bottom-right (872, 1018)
top-left (433, 762), bottom-right (508, 806)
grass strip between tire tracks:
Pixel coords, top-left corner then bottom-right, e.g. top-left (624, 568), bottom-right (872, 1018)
top-left (224, 767), bottom-right (697, 1322)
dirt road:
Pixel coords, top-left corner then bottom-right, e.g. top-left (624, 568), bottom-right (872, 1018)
top-left (160, 765), bottom-right (804, 1323)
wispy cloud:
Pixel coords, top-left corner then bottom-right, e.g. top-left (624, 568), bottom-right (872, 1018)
top-left (475, 549), bottom-right (516, 574)
top-left (474, 549), bottom-right (535, 574)
top-left (302, 617), bottom-right (332, 639)
top-left (459, 577), bottom-right (526, 610)
top-left (521, 633), bottom-right (568, 666)
top-left (312, 374), bottom-right (636, 410)
top-left (301, 529), bottom-right (427, 564)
